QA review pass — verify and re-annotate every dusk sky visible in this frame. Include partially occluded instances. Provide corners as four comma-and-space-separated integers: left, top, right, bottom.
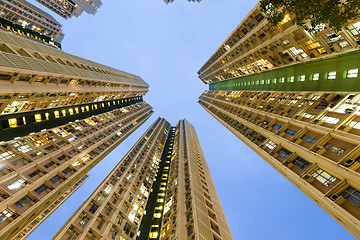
27, 0, 355, 239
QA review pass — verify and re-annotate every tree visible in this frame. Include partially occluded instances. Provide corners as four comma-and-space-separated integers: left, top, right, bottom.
259, 0, 360, 32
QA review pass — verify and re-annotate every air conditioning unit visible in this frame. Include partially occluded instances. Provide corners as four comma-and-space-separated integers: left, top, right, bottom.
356, 37, 360, 45
344, 159, 355, 167
330, 194, 339, 201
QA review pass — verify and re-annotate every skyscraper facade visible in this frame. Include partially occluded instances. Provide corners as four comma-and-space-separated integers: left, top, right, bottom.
197, 2, 360, 84
0, 30, 153, 239
198, 3, 360, 238
35, 0, 102, 19
53, 118, 232, 240
0, 0, 64, 44
198, 49, 360, 239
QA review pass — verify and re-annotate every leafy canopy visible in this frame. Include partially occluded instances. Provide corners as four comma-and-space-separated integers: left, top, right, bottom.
260, 0, 360, 32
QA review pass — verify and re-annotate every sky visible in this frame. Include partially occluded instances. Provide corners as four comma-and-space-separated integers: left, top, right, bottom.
27, 0, 356, 239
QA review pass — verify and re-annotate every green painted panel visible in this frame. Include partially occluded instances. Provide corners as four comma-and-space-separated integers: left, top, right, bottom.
209, 49, 360, 92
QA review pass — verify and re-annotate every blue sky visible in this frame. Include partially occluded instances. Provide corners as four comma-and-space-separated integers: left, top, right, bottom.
27, 0, 356, 239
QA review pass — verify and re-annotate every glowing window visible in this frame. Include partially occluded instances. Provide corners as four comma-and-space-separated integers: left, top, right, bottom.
312, 169, 336, 186
34, 114, 42, 122
312, 73, 320, 81
347, 69, 358, 78
299, 75, 305, 82
8, 118, 17, 128
54, 111, 60, 118
69, 109, 74, 115
327, 71, 337, 80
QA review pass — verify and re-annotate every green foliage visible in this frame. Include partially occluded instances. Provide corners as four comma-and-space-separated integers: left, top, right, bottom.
260, 0, 360, 32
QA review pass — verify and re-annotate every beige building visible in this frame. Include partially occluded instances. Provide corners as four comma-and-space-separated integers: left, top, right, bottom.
0, 30, 153, 239
0, 0, 64, 43
35, 0, 102, 19
197, 2, 360, 84
53, 118, 232, 240
199, 90, 360, 239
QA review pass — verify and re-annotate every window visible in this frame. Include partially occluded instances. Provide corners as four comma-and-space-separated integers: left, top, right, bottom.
347, 69, 358, 78
11, 158, 27, 166
97, 219, 104, 230
0, 210, 12, 223
327, 71, 337, 80
28, 169, 41, 178
348, 21, 360, 35
325, 143, 346, 155
302, 135, 317, 144
321, 116, 339, 124
273, 124, 282, 130
79, 216, 89, 227
312, 73, 320, 81
302, 113, 315, 119
7, 178, 26, 190
0, 151, 16, 161
104, 185, 113, 194
292, 157, 309, 169
44, 161, 55, 168
35, 184, 48, 194
298, 75, 305, 82
62, 168, 72, 175
312, 169, 336, 186
50, 175, 61, 184
278, 148, 292, 158
280, 77, 285, 83
15, 196, 32, 208
98, 193, 106, 202
341, 187, 360, 207
288, 76, 294, 82
89, 204, 99, 214
265, 140, 277, 150
285, 129, 296, 136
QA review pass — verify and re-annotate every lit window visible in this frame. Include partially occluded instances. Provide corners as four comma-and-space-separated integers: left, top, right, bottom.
0, 151, 16, 161
265, 140, 277, 150
149, 232, 158, 238
153, 213, 161, 218
8, 118, 17, 128
302, 113, 315, 119
327, 71, 337, 80
34, 114, 42, 122
0, 210, 13, 223
7, 178, 25, 190
321, 116, 339, 124
299, 75, 305, 82
104, 185, 113, 194
347, 69, 358, 78
54, 111, 60, 118
157, 198, 164, 203
325, 143, 346, 155
69, 109, 74, 115
273, 78, 277, 83
288, 76, 294, 82
312, 73, 320, 81
280, 77, 285, 83
312, 169, 336, 186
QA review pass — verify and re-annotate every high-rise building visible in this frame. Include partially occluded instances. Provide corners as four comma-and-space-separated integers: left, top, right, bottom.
0, 30, 153, 240
35, 0, 102, 19
53, 118, 232, 240
164, 0, 201, 4
197, 2, 360, 84
199, 49, 360, 239
0, 0, 64, 45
